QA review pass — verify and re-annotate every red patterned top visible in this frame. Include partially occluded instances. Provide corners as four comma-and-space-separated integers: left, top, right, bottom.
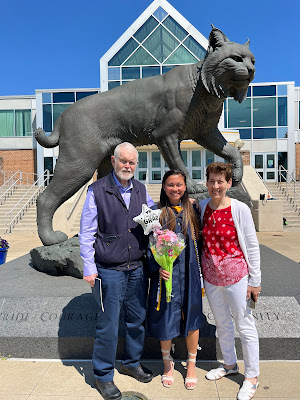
201, 204, 248, 286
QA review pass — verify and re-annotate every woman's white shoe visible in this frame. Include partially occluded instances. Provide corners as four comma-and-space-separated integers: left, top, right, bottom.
237, 380, 259, 400
184, 351, 198, 390
161, 348, 174, 388
206, 364, 239, 380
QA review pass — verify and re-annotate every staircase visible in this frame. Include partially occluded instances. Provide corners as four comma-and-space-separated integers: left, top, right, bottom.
0, 185, 42, 234
70, 206, 83, 235
146, 184, 161, 203
266, 182, 300, 230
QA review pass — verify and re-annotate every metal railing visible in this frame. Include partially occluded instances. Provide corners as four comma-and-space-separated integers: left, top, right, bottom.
0, 171, 39, 204
278, 165, 300, 215
66, 183, 88, 220
4, 170, 50, 233
253, 168, 276, 199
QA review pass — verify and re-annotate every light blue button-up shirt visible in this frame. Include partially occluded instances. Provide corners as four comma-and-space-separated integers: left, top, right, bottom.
79, 172, 154, 276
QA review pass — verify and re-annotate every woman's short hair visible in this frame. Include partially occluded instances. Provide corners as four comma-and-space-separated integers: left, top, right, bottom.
206, 162, 232, 182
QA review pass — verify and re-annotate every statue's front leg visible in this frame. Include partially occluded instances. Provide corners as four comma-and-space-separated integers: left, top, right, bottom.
155, 135, 206, 194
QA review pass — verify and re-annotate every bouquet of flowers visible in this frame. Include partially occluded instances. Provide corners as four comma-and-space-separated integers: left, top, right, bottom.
0, 237, 9, 249
149, 228, 185, 309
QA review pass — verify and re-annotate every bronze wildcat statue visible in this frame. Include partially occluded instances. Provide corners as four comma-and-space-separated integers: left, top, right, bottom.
35, 26, 255, 245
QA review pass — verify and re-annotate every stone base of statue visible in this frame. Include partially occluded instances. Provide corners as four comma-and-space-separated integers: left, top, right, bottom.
0, 247, 299, 360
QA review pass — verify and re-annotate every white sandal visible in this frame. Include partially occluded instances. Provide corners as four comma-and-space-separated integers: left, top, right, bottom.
206, 364, 239, 380
161, 347, 174, 388
237, 380, 259, 400
184, 351, 198, 390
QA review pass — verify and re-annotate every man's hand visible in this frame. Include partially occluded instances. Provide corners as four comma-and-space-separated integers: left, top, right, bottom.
84, 273, 98, 287
247, 285, 261, 302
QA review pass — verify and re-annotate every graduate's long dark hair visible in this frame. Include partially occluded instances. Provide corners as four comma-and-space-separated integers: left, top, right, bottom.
159, 170, 200, 240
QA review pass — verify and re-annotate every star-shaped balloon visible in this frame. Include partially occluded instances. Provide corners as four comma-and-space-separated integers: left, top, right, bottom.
133, 204, 162, 235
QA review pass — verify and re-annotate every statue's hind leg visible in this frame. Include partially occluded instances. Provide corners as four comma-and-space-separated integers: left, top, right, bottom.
37, 162, 96, 246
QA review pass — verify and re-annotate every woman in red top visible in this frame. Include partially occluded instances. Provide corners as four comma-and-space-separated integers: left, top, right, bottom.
200, 162, 261, 400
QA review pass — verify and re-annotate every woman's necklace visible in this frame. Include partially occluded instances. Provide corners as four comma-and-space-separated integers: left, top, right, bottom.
211, 209, 220, 227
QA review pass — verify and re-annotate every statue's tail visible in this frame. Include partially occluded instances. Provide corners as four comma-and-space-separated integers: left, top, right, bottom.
35, 113, 62, 148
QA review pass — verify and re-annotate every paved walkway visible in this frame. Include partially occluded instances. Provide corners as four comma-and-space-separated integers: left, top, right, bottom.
1, 230, 300, 399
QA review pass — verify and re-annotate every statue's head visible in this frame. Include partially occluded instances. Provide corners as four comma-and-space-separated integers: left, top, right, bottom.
201, 26, 255, 103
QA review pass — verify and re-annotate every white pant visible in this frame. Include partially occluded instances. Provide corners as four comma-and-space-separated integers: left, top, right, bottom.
205, 276, 259, 378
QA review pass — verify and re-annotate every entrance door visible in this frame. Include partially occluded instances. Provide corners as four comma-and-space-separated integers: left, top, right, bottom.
254, 153, 276, 182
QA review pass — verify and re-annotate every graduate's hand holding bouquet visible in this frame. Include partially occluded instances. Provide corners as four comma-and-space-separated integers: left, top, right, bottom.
149, 228, 185, 308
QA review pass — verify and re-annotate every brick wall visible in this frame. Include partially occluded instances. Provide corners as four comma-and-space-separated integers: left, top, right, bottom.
240, 150, 250, 166
0, 150, 37, 185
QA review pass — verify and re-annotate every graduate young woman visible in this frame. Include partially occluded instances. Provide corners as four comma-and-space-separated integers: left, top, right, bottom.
200, 162, 261, 400
147, 170, 203, 390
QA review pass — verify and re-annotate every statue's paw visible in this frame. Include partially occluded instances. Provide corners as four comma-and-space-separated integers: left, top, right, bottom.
187, 183, 206, 194
39, 230, 68, 246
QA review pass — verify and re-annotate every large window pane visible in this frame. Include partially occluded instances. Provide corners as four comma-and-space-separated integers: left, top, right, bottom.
152, 152, 161, 168
138, 152, 147, 168
108, 81, 120, 90
278, 127, 288, 138
255, 154, 263, 168
253, 98, 276, 127
108, 38, 139, 66
53, 92, 74, 103
122, 67, 140, 80
142, 66, 160, 78
153, 6, 168, 21
163, 16, 188, 41
183, 36, 206, 60
180, 150, 187, 166
228, 98, 251, 128
143, 26, 179, 63
42, 92, 52, 103
134, 16, 158, 43
108, 67, 120, 80
192, 170, 201, 179
76, 91, 98, 101
0, 110, 14, 137
124, 47, 158, 65
152, 171, 161, 181
53, 104, 71, 125
277, 85, 287, 96
252, 85, 276, 96
278, 97, 287, 126
164, 45, 198, 64
206, 151, 214, 165
253, 128, 276, 139
43, 104, 52, 132
15, 110, 31, 136
192, 150, 201, 167
239, 128, 251, 139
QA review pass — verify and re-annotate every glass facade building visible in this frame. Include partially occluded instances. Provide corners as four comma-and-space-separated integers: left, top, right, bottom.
0, 0, 299, 184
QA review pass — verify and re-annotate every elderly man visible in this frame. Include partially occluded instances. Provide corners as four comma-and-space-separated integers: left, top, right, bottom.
79, 142, 154, 400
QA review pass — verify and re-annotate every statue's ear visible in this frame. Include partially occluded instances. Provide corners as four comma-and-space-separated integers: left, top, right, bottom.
208, 26, 230, 51
243, 38, 250, 47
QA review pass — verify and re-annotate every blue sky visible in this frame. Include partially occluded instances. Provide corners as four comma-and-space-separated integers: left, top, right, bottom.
0, 0, 298, 96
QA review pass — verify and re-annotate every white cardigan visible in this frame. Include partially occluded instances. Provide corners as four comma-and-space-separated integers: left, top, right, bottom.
200, 198, 261, 287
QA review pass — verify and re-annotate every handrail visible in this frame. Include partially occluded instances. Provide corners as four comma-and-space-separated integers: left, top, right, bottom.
6, 174, 50, 234
0, 170, 20, 201
66, 183, 88, 220
4, 170, 50, 228
0, 178, 24, 205
252, 168, 276, 199
278, 165, 300, 214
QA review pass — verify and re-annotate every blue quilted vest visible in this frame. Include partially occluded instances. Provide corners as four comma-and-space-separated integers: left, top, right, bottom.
91, 172, 147, 269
